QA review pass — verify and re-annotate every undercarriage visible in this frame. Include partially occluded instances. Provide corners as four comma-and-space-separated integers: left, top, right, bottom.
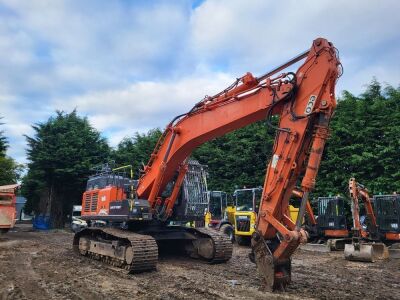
73, 223, 233, 273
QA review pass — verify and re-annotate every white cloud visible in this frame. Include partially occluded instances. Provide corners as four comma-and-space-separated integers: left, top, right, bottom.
189, 0, 400, 92
0, 0, 399, 164
54, 71, 233, 146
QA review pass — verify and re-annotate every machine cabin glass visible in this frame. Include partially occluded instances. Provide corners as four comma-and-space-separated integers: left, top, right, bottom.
374, 195, 400, 233
234, 188, 262, 212
208, 191, 228, 219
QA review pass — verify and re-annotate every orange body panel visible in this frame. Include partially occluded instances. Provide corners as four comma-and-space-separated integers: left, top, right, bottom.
0, 192, 17, 229
81, 186, 126, 217
385, 232, 400, 241
324, 229, 349, 238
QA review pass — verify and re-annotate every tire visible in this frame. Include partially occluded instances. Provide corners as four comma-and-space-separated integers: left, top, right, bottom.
219, 224, 234, 243
235, 235, 250, 246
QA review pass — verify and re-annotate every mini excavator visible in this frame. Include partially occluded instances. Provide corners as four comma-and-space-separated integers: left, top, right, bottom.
344, 178, 388, 262
74, 38, 342, 291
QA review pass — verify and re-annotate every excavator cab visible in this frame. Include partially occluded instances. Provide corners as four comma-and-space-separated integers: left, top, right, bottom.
374, 194, 400, 242
205, 191, 228, 223
233, 187, 262, 245
317, 196, 349, 238
204, 191, 235, 241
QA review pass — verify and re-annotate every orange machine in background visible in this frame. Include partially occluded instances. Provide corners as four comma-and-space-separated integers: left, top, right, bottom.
344, 178, 388, 262
0, 184, 19, 234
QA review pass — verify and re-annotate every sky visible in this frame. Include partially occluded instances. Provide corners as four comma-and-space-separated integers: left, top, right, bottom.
0, 0, 399, 164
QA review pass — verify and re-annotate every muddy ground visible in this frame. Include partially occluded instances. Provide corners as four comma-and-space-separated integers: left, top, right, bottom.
0, 225, 399, 300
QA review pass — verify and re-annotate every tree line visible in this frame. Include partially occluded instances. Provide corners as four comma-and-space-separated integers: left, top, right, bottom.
1, 80, 399, 227
0, 118, 22, 185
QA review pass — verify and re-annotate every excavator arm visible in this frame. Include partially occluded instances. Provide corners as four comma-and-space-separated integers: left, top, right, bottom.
136, 38, 341, 290
348, 178, 378, 238
345, 178, 388, 262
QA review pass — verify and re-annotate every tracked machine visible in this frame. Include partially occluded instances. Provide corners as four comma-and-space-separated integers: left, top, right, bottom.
314, 196, 351, 250
374, 194, 400, 244
374, 194, 400, 258
344, 178, 388, 262
74, 38, 342, 291
293, 191, 351, 252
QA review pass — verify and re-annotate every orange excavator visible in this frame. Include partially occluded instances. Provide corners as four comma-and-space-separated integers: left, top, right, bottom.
344, 178, 388, 262
74, 37, 341, 291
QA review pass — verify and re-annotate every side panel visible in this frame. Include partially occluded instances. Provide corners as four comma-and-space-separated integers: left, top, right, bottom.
0, 194, 16, 229
81, 186, 126, 217
0, 206, 16, 228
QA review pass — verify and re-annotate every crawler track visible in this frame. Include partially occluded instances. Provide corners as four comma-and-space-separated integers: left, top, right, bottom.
73, 228, 158, 273
193, 227, 233, 263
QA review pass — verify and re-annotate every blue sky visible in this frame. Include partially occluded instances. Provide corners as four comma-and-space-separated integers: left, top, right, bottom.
1, 0, 399, 164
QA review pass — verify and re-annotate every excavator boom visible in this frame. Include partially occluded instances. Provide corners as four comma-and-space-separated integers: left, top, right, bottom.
74, 38, 341, 291
136, 38, 341, 289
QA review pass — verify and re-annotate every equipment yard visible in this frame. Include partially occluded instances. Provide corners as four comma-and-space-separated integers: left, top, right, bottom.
1, 226, 399, 300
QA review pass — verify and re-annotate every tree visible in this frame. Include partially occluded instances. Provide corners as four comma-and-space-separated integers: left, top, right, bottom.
112, 128, 162, 176
314, 80, 400, 198
0, 156, 22, 185
23, 110, 110, 227
193, 120, 277, 192
0, 117, 8, 156
191, 80, 400, 200
0, 118, 22, 185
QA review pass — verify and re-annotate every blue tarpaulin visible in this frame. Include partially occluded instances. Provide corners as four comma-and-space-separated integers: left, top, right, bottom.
32, 215, 51, 230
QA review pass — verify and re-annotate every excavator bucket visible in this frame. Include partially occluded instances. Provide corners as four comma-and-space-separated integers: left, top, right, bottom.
251, 235, 291, 291
344, 242, 389, 262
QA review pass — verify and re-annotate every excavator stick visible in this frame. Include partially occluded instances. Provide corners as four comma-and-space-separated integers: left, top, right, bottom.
344, 242, 389, 262
250, 38, 341, 290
